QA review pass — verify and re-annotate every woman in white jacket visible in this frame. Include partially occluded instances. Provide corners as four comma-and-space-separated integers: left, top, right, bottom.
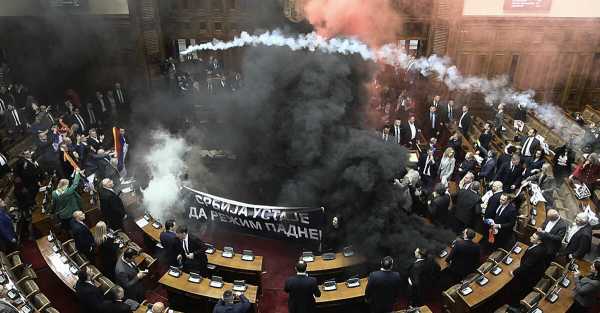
439, 147, 456, 186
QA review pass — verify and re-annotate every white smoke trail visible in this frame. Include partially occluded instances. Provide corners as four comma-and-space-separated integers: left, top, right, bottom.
142, 131, 190, 222
183, 30, 583, 145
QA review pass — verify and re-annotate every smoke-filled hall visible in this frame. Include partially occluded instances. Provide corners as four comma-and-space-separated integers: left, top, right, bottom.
1, 0, 600, 312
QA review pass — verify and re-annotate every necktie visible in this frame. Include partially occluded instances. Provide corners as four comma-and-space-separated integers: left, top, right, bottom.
431, 113, 435, 128
497, 205, 506, 216
48, 113, 55, 124
396, 127, 400, 143
0, 98, 5, 112
88, 109, 96, 124
117, 89, 124, 103
76, 114, 85, 131
183, 239, 189, 254
12, 110, 21, 126
0, 154, 6, 166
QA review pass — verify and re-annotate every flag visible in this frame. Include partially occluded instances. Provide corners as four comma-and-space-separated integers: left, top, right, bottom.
113, 127, 126, 171
63, 151, 79, 170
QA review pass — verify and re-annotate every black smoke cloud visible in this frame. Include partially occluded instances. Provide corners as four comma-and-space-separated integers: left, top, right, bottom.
131, 43, 455, 269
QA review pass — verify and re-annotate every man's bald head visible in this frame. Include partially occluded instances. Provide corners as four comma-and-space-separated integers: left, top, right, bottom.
102, 178, 113, 189
547, 209, 560, 221
151, 302, 165, 313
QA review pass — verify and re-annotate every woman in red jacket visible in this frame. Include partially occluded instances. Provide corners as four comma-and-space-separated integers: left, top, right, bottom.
571, 153, 600, 188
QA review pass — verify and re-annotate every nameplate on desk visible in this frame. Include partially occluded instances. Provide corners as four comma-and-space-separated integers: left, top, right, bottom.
530, 219, 536, 226
135, 218, 149, 228
342, 247, 355, 257
548, 292, 559, 303
52, 245, 60, 253
222, 251, 234, 258
59, 255, 68, 263
477, 276, 489, 286
233, 280, 247, 292
561, 277, 570, 287
532, 208, 537, 216
7, 289, 18, 300
0, 275, 6, 284
151, 222, 161, 229
323, 281, 337, 291
504, 256, 513, 265
513, 246, 522, 254
460, 287, 473, 295
346, 278, 360, 288
322, 253, 336, 261
532, 309, 542, 313
491, 266, 503, 275
168, 268, 181, 278
21, 304, 34, 313
205, 247, 215, 254
47, 234, 54, 242
439, 250, 448, 258
209, 280, 224, 288
188, 273, 202, 283
241, 254, 254, 261
69, 265, 78, 274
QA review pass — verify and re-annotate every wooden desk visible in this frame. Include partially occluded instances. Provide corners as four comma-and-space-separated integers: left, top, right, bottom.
436, 233, 483, 271
136, 216, 263, 274
315, 278, 368, 304
537, 271, 576, 312
36, 236, 78, 291
459, 242, 529, 309
306, 253, 366, 274
32, 191, 99, 237
158, 272, 258, 303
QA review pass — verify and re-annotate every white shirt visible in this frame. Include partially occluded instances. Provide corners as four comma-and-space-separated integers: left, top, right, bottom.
522, 137, 534, 156
459, 112, 467, 128
394, 125, 401, 143
544, 218, 560, 233
182, 234, 189, 254
409, 122, 417, 139
566, 224, 584, 243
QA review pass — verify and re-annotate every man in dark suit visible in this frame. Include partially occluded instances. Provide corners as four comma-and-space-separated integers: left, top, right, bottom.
160, 219, 180, 267
488, 194, 517, 250
510, 233, 551, 303
95, 91, 109, 123
494, 155, 523, 192
520, 128, 541, 163
213, 290, 251, 313
390, 119, 402, 145
536, 209, 568, 256
441, 99, 457, 124
447, 228, 481, 283
75, 267, 104, 313
115, 248, 147, 302
482, 181, 503, 247
426, 106, 441, 139
176, 226, 208, 275
452, 181, 481, 233
408, 248, 441, 306
113, 82, 129, 112
365, 256, 402, 313
4, 105, 26, 134
559, 213, 593, 260
69, 108, 87, 134
284, 261, 320, 313
99, 178, 127, 231
428, 184, 450, 226
70, 211, 95, 261
402, 115, 420, 147
100, 286, 132, 313
477, 122, 493, 154
458, 105, 472, 134
572, 259, 600, 312
479, 150, 497, 183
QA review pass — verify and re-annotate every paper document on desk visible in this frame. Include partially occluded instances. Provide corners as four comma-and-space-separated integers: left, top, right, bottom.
530, 184, 546, 204
136, 218, 149, 228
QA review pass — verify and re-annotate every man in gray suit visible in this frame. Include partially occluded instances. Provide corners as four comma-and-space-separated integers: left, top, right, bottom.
115, 248, 146, 302
572, 259, 600, 312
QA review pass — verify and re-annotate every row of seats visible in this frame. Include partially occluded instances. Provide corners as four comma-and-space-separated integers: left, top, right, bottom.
0, 251, 59, 313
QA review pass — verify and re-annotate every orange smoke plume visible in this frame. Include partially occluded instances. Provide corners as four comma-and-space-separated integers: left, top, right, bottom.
303, 0, 402, 47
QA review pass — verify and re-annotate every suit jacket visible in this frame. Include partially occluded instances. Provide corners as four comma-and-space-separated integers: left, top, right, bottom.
417, 153, 438, 178
99, 300, 132, 313
70, 220, 94, 256
562, 225, 592, 259
115, 257, 145, 302
99, 188, 126, 231
441, 103, 457, 123
453, 189, 481, 227
426, 112, 442, 135
284, 274, 321, 313
4, 109, 26, 128
181, 235, 209, 275
69, 113, 88, 133
494, 162, 523, 191
113, 87, 128, 106
75, 280, 104, 313
429, 194, 450, 224
478, 131, 493, 151
514, 243, 550, 288
409, 257, 440, 288
574, 275, 600, 307
390, 125, 403, 144
520, 136, 541, 157
447, 239, 480, 278
365, 270, 402, 313
484, 192, 503, 220
402, 122, 419, 144
458, 112, 472, 134
538, 218, 568, 255
492, 203, 517, 249
479, 157, 496, 180
160, 231, 180, 267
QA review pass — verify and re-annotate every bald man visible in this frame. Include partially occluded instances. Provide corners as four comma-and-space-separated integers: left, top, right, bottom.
99, 178, 127, 230
71, 210, 95, 260
536, 209, 568, 255
151, 302, 165, 313
560, 213, 593, 259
